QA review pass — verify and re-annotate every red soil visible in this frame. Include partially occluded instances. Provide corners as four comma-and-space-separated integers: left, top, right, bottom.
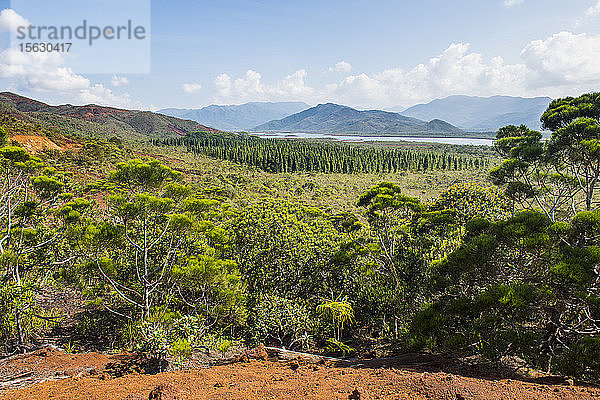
1, 348, 599, 400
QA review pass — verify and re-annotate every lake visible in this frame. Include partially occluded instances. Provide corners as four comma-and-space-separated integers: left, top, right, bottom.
252, 132, 494, 146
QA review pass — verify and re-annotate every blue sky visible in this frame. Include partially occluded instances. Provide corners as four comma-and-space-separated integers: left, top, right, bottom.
1, 0, 600, 110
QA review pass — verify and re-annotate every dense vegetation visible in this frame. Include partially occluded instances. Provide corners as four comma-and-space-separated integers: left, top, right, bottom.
2, 92, 600, 383
157, 133, 490, 174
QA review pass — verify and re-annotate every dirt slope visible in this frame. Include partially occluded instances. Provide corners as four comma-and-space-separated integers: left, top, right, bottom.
1, 348, 599, 400
10, 135, 62, 153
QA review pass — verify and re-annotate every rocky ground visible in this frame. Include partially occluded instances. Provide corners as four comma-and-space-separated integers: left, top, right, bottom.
1, 346, 599, 400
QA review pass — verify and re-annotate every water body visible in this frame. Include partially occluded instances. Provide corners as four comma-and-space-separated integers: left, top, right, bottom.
252, 132, 494, 146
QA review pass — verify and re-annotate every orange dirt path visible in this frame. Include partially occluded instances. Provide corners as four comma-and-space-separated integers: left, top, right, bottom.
3, 359, 600, 400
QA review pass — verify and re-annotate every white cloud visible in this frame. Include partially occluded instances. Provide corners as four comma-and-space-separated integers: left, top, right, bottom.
213, 69, 313, 103
214, 73, 233, 99
504, 0, 524, 7
0, 47, 141, 108
0, 8, 29, 33
327, 61, 353, 73
521, 31, 600, 85
323, 42, 530, 107
210, 30, 600, 108
0, 8, 147, 109
181, 82, 202, 93
78, 85, 135, 107
576, 1, 600, 26
216, 70, 262, 101
329, 73, 388, 105
111, 75, 130, 87
324, 32, 600, 107
271, 69, 314, 97
0, 49, 89, 91
585, 0, 600, 18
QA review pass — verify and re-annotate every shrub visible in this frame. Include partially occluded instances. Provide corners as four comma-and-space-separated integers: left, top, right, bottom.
251, 294, 313, 350
556, 336, 600, 380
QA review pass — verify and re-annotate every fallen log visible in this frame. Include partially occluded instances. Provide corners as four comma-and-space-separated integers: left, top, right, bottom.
0, 371, 34, 384
264, 347, 351, 366
263, 348, 449, 369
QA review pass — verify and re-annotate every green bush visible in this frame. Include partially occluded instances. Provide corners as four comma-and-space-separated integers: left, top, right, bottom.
170, 338, 193, 365
0, 126, 7, 146
251, 294, 314, 350
556, 336, 600, 380
0, 282, 39, 349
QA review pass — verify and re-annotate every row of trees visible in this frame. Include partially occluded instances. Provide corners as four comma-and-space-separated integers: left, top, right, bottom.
155, 134, 489, 174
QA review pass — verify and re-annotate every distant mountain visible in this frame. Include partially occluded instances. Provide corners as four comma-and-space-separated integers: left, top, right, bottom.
158, 102, 310, 131
0, 92, 222, 140
401, 95, 552, 132
385, 105, 406, 113
251, 103, 467, 137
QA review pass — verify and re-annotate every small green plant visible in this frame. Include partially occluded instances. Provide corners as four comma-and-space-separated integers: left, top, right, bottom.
317, 296, 355, 342
134, 321, 170, 362
64, 339, 77, 354
170, 315, 206, 346
324, 337, 355, 357
0, 125, 7, 146
252, 294, 313, 350
0, 281, 40, 349
170, 338, 193, 367
33, 308, 62, 332
120, 321, 139, 350
217, 339, 232, 359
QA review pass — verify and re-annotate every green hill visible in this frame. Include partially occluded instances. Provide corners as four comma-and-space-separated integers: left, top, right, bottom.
251, 103, 470, 137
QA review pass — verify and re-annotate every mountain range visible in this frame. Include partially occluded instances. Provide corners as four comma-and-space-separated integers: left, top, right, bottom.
400, 95, 552, 132
0, 92, 554, 143
158, 102, 310, 131
160, 96, 552, 136
251, 103, 466, 136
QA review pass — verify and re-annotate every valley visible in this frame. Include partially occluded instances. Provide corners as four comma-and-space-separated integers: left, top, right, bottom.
1, 91, 599, 400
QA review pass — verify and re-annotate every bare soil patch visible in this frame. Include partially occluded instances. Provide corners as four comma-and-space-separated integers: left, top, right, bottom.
0, 347, 146, 393
2, 348, 600, 400
10, 135, 62, 153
